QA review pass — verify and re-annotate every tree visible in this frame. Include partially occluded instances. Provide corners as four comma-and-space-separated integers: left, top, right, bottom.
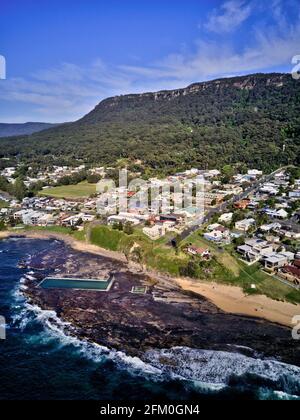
13, 178, 27, 201
0, 220, 5, 231
180, 260, 199, 278
211, 198, 217, 206
222, 165, 235, 178
112, 221, 123, 231
172, 234, 182, 250
233, 236, 245, 246
87, 173, 101, 184
123, 221, 134, 235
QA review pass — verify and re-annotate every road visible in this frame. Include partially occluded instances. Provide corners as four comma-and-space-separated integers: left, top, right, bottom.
171, 166, 292, 245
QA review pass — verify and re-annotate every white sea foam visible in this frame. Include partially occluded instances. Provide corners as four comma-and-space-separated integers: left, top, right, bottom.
24, 274, 36, 281
11, 276, 300, 397
12, 280, 162, 378
143, 347, 300, 394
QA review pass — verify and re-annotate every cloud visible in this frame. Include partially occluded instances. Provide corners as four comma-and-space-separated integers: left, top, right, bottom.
0, 1, 299, 123
204, 0, 253, 33
0, 61, 137, 123
122, 18, 300, 83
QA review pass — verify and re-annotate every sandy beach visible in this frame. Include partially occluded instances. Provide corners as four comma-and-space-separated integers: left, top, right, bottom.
175, 277, 299, 328
1, 229, 299, 328
0, 230, 127, 262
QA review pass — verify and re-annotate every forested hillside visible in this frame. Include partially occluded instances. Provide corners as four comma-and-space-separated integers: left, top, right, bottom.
0, 73, 299, 175
0, 122, 60, 137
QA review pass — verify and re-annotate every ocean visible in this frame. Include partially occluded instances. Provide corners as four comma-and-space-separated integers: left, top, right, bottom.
0, 237, 299, 400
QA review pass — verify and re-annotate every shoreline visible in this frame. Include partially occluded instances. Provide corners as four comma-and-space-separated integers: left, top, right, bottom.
1, 229, 299, 328
175, 277, 299, 328
0, 230, 127, 262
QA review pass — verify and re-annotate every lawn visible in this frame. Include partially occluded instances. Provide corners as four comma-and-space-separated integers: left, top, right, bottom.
90, 225, 125, 251
23, 225, 74, 235
39, 181, 97, 199
90, 225, 189, 275
0, 200, 8, 209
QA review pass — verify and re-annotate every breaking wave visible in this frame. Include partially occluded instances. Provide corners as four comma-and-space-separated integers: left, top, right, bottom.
11, 279, 162, 379
143, 347, 300, 397
10, 275, 300, 400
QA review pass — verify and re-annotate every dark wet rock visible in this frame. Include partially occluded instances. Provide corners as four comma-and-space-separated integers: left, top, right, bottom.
24, 242, 300, 367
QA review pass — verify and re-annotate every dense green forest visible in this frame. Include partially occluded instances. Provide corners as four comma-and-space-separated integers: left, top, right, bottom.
0, 73, 299, 174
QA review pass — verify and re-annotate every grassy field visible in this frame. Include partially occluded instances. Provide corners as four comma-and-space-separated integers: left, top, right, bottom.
0, 200, 8, 209
90, 225, 189, 275
39, 181, 96, 199
23, 225, 74, 235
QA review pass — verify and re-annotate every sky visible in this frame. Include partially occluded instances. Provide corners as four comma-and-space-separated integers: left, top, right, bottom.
0, 0, 299, 123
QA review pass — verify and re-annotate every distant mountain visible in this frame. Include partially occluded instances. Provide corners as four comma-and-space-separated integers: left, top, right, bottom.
0, 73, 299, 174
0, 122, 60, 137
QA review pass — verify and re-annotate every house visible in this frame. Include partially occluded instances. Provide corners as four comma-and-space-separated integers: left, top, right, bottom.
83, 200, 96, 210
217, 185, 243, 195
279, 265, 300, 285
237, 238, 273, 263
248, 169, 263, 177
159, 214, 184, 224
261, 208, 288, 219
143, 224, 166, 240
61, 214, 83, 227
247, 201, 259, 210
80, 213, 95, 223
235, 218, 256, 232
207, 223, 222, 231
204, 192, 227, 206
234, 199, 250, 210
263, 252, 295, 272
289, 190, 300, 199
204, 226, 230, 243
107, 213, 140, 226
186, 246, 211, 259
204, 169, 221, 178
260, 222, 281, 233
36, 213, 56, 226
260, 183, 279, 195
14, 210, 55, 226
204, 230, 223, 242
282, 230, 300, 240
218, 212, 233, 223
276, 209, 288, 219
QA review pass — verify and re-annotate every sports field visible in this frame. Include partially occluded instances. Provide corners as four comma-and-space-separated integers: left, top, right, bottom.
39, 181, 97, 199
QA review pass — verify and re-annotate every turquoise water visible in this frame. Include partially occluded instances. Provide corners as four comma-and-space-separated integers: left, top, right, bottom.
40, 277, 111, 291
0, 237, 300, 400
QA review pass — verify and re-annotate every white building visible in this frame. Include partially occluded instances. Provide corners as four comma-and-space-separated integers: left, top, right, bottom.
143, 224, 166, 240
218, 212, 233, 223
235, 218, 256, 232
237, 239, 274, 263
248, 169, 263, 177
107, 213, 140, 226
263, 252, 295, 272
